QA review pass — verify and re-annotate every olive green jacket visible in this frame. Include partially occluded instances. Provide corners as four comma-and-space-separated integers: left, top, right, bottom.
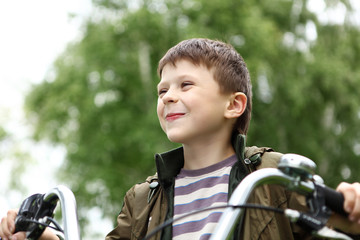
105, 135, 310, 240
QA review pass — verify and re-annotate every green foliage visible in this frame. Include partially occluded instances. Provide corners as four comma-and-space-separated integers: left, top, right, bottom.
24, 0, 360, 230
0, 126, 7, 142
0, 126, 32, 193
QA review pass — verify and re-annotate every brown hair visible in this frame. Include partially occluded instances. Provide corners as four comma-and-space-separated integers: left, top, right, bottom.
157, 38, 252, 135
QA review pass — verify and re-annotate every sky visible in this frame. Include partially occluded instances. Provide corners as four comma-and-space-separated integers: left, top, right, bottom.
0, 0, 111, 238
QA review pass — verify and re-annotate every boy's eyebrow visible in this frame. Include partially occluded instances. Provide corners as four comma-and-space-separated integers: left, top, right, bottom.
157, 73, 199, 90
156, 81, 164, 89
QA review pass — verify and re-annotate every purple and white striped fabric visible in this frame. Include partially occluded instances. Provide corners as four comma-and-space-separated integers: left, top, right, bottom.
172, 155, 237, 240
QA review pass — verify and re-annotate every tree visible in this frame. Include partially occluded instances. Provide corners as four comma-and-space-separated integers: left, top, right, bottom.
24, 0, 360, 231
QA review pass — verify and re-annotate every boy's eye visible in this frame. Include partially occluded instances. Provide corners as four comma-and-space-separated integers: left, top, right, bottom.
158, 89, 167, 96
181, 82, 193, 88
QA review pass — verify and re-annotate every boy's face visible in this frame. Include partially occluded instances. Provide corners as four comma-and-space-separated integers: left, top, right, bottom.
157, 60, 234, 144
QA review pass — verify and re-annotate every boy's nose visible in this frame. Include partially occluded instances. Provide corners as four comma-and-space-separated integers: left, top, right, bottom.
162, 89, 178, 103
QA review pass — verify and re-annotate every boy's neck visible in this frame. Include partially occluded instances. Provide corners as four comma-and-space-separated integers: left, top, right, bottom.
182, 138, 235, 170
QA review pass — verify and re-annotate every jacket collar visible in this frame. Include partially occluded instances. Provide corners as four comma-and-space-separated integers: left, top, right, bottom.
155, 133, 247, 188
155, 147, 184, 189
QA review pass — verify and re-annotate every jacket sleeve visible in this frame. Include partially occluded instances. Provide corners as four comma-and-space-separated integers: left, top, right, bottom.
105, 186, 135, 240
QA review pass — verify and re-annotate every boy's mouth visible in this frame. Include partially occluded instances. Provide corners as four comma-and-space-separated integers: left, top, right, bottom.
165, 113, 185, 121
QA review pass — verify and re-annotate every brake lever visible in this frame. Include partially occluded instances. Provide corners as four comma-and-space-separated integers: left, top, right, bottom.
15, 193, 58, 240
284, 174, 354, 240
285, 209, 352, 239
305, 178, 333, 230
15, 194, 44, 232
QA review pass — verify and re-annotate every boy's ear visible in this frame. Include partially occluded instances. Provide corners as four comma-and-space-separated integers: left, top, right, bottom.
224, 92, 247, 119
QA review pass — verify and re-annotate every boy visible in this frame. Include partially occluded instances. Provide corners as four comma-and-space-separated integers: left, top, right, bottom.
1, 38, 360, 240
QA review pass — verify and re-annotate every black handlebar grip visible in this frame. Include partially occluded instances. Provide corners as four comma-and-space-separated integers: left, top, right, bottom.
320, 184, 347, 217
14, 216, 27, 233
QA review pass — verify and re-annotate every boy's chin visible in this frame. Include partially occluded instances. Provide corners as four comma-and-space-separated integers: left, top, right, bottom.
166, 133, 186, 144
166, 136, 183, 143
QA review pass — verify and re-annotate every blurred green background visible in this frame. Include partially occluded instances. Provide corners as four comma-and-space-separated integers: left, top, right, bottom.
3, 0, 360, 238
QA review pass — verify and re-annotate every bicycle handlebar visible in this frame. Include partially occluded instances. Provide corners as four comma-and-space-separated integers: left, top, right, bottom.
210, 154, 347, 240
321, 185, 346, 216
44, 185, 81, 240
210, 168, 304, 239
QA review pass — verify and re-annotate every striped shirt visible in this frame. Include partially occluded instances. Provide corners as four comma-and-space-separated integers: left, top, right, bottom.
172, 155, 237, 240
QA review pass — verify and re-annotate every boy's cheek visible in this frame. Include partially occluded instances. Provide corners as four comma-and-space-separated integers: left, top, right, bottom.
158, 119, 167, 133
156, 101, 164, 118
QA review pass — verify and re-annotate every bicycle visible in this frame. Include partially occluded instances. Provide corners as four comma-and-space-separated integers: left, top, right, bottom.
12, 153, 355, 240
